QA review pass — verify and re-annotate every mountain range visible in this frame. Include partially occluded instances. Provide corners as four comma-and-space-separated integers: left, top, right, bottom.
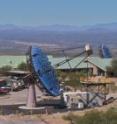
0, 23, 116, 56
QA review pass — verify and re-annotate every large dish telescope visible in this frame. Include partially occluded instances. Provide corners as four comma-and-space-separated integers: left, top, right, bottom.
30, 46, 61, 96
21, 44, 93, 109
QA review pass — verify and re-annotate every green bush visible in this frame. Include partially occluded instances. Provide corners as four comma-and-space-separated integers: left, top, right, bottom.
17, 62, 28, 70
56, 70, 86, 88
0, 65, 12, 72
107, 59, 117, 77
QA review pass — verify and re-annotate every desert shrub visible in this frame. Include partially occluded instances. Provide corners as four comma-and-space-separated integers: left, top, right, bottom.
107, 59, 117, 77
63, 108, 117, 124
0, 65, 12, 73
17, 62, 28, 70
56, 70, 81, 88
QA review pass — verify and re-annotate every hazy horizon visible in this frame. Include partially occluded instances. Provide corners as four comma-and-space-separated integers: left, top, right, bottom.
0, 22, 117, 27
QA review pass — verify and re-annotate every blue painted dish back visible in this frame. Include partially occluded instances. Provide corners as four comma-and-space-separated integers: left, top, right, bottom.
31, 46, 61, 96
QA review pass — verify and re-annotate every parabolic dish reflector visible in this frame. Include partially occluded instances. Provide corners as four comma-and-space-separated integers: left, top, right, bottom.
30, 46, 61, 96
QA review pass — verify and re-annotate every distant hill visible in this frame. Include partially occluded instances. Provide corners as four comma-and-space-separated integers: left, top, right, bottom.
0, 23, 116, 56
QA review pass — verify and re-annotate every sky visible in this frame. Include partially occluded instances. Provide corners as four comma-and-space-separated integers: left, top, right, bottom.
0, 0, 117, 26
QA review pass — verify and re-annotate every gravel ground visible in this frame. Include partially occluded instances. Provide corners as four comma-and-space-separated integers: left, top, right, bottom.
0, 84, 116, 124
0, 87, 43, 105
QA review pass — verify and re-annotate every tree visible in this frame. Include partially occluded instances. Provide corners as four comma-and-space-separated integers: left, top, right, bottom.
0, 65, 12, 73
107, 59, 117, 77
17, 62, 28, 70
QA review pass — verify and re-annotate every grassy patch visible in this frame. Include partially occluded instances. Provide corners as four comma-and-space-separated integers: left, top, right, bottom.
63, 108, 117, 124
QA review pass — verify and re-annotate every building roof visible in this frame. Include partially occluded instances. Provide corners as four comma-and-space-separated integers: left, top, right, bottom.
49, 56, 93, 69
0, 55, 112, 71
48, 56, 112, 71
0, 56, 26, 68
87, 57, 112, 71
